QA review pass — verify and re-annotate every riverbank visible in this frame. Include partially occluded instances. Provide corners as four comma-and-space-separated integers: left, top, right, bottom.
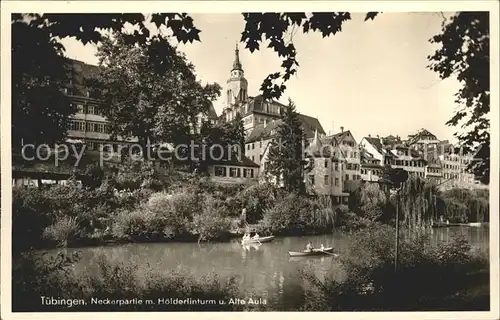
13, 173, 490, 252
12, 225, 490, 311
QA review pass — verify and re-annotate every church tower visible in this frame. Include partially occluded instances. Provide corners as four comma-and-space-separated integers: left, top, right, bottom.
226, 43, 248, 109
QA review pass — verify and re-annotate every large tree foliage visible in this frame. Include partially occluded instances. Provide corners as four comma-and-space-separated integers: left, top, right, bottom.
240, 12, 378, 99
12, 12, 378, 101
89, 33, 221, 150
265, 99, 305, 193
428, 12, 490, 184
11, 21, 73, 150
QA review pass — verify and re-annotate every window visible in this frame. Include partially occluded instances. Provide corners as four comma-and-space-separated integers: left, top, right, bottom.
309, 175, 315, 185
260, 141, 262, 148
324, 160, 328, 168
335, 163, 338, 171
76, 104, 85, 114
252, 143, 255, 150
251, 156, 255, 162
87, 105, 94, 115
69, 120, 85, 131
230, 168, 240, 178
335, 178, 339, 186
260, 155, 263, 161
250, 169, 254, 178
215, 166, 226, 177
247, 144, 250, 151
243, 169, 248, 178
345, 174, 349, 181
324, 175, 329, 185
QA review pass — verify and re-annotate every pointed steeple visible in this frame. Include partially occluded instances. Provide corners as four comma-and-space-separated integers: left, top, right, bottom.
232, 42, 243, 71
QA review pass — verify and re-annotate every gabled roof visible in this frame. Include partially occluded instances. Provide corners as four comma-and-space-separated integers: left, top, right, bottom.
407, 128, 438, 145
363, 137, 384, 155
245, 113, 325, 143
206, 101, 218, 119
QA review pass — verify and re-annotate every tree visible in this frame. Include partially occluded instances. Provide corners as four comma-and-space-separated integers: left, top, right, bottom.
12, 13, 379, 101
89, 33, 221, 152
427, 12, 490, 184
11, 21, 73, 150
265, 99, 305, 193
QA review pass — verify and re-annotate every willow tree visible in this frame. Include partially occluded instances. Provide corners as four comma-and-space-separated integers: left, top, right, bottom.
397, 175, 439, 235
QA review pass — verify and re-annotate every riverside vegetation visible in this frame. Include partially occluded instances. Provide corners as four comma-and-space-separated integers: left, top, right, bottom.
12, 160, 490, 311
13, 160, 490, 252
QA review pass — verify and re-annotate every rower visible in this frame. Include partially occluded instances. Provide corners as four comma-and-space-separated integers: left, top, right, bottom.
305, 241, 314, 252
252, 233, 260, 240
242, 233, 250, 241
320, 244, 325, 251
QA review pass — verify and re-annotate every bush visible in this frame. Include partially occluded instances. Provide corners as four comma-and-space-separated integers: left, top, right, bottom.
190, 196, 232, 242
262, 193, 316, 235
42, 216, 81, 247
299, 225, 489, 311
12, 252, 247, 311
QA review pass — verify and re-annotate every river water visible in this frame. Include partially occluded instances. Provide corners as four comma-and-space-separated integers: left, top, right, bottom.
49, 225, 489, 310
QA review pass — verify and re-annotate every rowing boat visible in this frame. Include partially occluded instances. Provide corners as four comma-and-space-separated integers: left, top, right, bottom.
241, 235, 275, 245
288, 247, 334, 257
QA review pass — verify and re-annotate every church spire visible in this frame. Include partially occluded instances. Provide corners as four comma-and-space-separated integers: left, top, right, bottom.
232, 42, 243, 71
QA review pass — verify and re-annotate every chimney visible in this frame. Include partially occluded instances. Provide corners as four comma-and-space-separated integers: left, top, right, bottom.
340, 126, 344, 132
368, 134, 371, 138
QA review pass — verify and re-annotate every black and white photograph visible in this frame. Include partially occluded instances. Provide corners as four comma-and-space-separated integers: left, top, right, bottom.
1, 1, 499, 318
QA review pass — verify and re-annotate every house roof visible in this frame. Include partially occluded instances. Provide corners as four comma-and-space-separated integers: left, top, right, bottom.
406, 128, 438, 145
205, 150, 260, 168
206, 101, 218, 119
363, 137, 385, 154
245, 113, 325, 143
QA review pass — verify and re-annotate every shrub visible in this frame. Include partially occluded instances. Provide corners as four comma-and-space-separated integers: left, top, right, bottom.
110, 208, 154, 241
262, 193, 316, 235
42, 216, 81, 247
12, 252, 246, 311
190, 196, 232, 242
299, 226, 489, 311
238, 183, 277, 224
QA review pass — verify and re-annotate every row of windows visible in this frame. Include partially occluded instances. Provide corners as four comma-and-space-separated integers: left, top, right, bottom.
393, 160, 425, 167
360, 168, 383, 176
69, 120, 110, 134
443, 173, 460, 180
410, 172, 425, 178
72, 103, 104, 116
443, 164, 462, 170
427, 167, 441, 173
247, 141, 264, 150
214, 166, 255, 178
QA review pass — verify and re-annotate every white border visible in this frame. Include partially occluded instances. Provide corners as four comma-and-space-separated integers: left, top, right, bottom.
1, 1, 499, 320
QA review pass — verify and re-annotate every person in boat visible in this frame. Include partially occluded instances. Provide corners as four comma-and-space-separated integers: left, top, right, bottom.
305, 241, 314, 252
252, 232, 260, 240
242, 233, 250, 241
320, 244, 325, 251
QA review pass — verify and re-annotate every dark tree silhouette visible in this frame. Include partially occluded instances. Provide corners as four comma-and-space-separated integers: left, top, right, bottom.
428, 12, 490, 184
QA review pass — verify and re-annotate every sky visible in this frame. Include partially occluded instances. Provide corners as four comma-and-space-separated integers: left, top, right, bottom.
60, 12, 462, 144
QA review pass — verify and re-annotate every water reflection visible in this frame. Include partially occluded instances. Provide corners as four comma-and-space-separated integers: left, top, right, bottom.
43, 226, 489, 308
